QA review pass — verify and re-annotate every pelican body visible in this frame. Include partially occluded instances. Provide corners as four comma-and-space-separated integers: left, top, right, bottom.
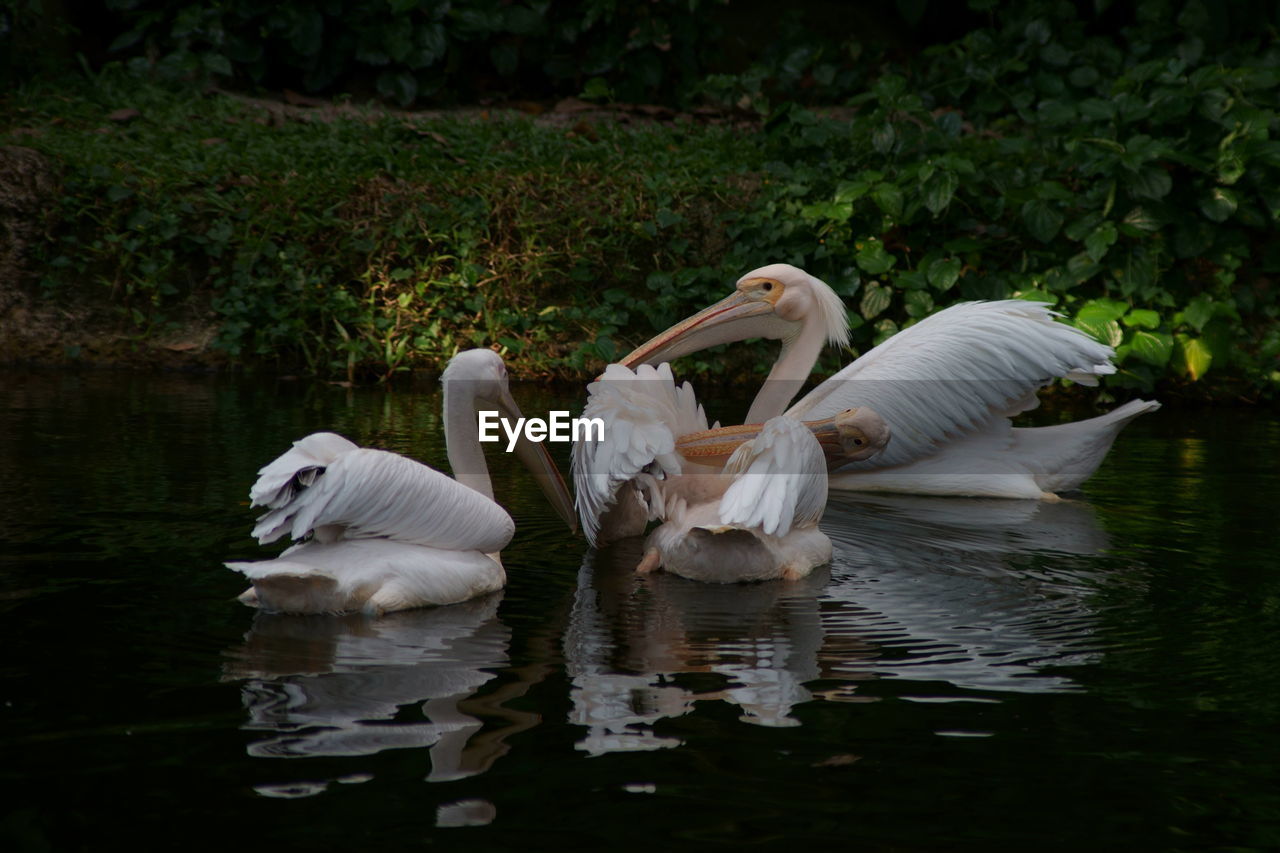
621, 263, 1158, 500
573, 363, 889, 583
227, 349, 575, 615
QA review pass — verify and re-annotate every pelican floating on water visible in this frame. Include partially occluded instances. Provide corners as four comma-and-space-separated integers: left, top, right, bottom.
572, 362, 889, 582
227, 349, 576, 615
621, 263, 1158, 500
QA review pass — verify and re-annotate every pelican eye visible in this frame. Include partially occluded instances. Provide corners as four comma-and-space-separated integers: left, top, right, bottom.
853, 438, 864, 445
763, 282, 773, 291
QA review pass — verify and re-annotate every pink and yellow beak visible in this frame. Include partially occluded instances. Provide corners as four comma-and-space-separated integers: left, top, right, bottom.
675, 407, 890, 471
494, 386, 578, 533
618, 278, 788, 369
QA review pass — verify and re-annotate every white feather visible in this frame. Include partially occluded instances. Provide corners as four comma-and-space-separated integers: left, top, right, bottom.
252, 447, 513, 553
572, 363, 708, 545
719, 416, 828, 538
228, 539, 504, 614
574, 365, 834, 582
785, 300, 1117, 471
248, 432, 360, 509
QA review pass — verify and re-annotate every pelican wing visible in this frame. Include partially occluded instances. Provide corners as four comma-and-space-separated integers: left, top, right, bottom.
573, 363, 709, 545
251, 443, 514, 554
784, 300, 1115, 469
249, 432, 360, 508
718, 416, 827, 538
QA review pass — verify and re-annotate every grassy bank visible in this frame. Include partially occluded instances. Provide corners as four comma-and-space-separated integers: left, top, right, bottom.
2, 74, 761, 379
2, 53, 1278, 400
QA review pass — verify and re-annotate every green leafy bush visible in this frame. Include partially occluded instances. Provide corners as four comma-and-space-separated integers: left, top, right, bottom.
101, 0, 720, 105
709, 0, 1280, 395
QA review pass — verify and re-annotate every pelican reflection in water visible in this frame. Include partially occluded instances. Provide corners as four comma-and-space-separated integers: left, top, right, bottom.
565, 494, 1117, 754
221, 593, 543, 793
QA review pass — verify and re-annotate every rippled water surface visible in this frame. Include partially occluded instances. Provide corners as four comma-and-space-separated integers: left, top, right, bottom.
3, 370, 1279, 850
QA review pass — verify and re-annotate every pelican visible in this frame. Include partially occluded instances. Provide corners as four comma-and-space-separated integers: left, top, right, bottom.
620, 263, 1159, 500
572, 362, 889, 582
226, 349, 576, 615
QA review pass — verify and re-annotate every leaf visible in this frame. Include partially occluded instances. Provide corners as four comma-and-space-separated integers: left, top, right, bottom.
1202, 318, 1237, 366
1024, 19, 1051, 45
834, 179, 873, 203
1127, 167, 1172, 200
1074, 298, 1127, 346
1070, 67, 1100, 88
202, 53, 233, 77
1074, 313, 1123, 347
925, 257, 961, 290
923, 170, 958, 214
855, 241, 896, 275
108, 27, 145, 53
1035, 180, 1074, 201
575, 78, 608, 101
1078, 98, 1114, 120
1217, 152, 1245, 185
1022, 200, 1063, 243
1130, 330, 1174, 367
1175, 334, 1212, 380
1182, 294, 1215, 331
377, 70, 418, 105
872, 317, 899, 345
1122, 309, 1161, 329
904, 289, 934, 318
1065, 212, 1102, 242
1037, 99, 1076, 125
1123, 206, 1161, 232
895, 270, 928, 290
1084, 222, 1118, 262
873, 74, 907, 101
1014, 289, 1056, 305
859, 282, 892, 319
871, 183, 904, 218
386, 26, 413, 63
1082, 136, 1125, 153
872, 123, 896, 154
1079, 297, 1128, 322
1041, 42, 1071, 66
1200, 187, 1238, 222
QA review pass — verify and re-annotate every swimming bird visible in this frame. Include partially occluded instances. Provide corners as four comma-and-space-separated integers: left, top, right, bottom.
619, 263, 1158, 500
572, 362, 888, 581
227, 349, 576, 615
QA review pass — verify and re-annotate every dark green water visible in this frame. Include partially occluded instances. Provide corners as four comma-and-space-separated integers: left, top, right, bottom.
3, 369, 1278, 851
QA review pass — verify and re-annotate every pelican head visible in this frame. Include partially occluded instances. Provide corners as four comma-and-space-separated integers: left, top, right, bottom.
442, 349, 577, 531
442, 348, 513, 401
826, 406, 891, 464
620, 264, 850, 368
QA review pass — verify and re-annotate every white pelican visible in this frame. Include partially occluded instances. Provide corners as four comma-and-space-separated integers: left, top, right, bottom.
572, 362, 889, 582
226, 349, 576, 615
620, 263, 1159, 500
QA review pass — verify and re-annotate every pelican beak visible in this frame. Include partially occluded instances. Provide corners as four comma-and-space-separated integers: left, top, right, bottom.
675, 408, 890, 471
495, 388, 578, 533
674, 422, 766, 467
618, 290, 784, 368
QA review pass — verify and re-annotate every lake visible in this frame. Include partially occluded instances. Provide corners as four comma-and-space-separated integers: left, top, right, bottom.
2, 368, 1278, 850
